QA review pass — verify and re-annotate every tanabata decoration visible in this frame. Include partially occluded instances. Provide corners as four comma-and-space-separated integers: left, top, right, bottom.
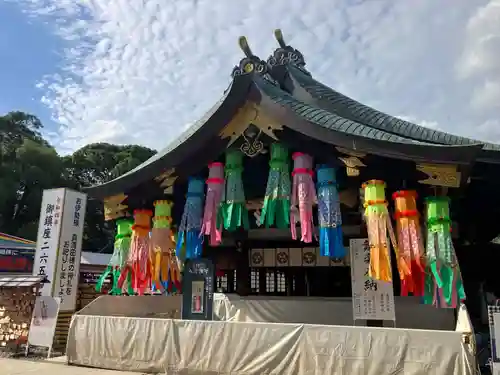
177, 177, 205, 259
290, 152, 316, 243
393, 190, 425, 296
165, 245, 182, 294
96, 217, 133, 295
316, 165, 344, 258
201, 162, 225, 246
260, 143, 291, 229
118, 209, 152, 295
362, 180, 403, 282
220, 150, 249, 231
424, 197, 465, 308
151, 200, 181, 293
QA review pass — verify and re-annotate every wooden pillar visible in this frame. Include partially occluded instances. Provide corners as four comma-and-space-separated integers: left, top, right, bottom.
235, 240, 250, 296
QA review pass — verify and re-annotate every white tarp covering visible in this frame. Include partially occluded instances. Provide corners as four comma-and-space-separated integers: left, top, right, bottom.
67, 315, 474, 375
213, 294, 455, 330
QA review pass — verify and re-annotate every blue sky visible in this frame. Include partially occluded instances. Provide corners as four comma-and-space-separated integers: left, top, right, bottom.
2, 0, 500, 153
0, 2, 60, 132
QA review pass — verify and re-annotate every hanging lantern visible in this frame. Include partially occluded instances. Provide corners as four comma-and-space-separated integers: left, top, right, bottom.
392, 190, 424, 296
424, 197, 465, 308
260, 143, 291, 229
177, 177, 205, 259
221, 150, 249, 231
150, 200, 176, 293
201, 162, 225, 246
290, 152, 316, 243
316, 165, 344, 258
362, 180, 404, 282
96, 217, 133, 295
118, 209, 152, 295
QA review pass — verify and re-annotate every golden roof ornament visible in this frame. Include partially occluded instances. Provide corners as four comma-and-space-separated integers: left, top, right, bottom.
103, 193, 128, 221
155, 168, 178, 194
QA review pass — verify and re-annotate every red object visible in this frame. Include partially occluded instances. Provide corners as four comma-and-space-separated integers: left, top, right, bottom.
0, 256, 31, 272
215, 269, 225, 277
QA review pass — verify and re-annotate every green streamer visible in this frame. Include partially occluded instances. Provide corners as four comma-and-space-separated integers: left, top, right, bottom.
96, 217, 133, 295
220, 149, 249, 231
260, 143, 291, 229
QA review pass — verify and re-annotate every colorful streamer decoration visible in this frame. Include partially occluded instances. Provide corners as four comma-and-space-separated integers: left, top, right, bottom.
220, 149, 249, 231
260, 143, 291, 229
151, 200, 180, 293
316, 165, 344, 258
96, 217, 133, 295
201, 162, 225, 246
290, 152, 316, 243
177, 177, 205, 259
424, 197, 465, 308
119, 209, 152, 295
362, 180, 401, 282
392, 190, 425, 296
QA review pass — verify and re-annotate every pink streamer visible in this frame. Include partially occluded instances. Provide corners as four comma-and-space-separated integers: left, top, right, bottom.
201, 162, 224, 246
290, 152, 316, 243
128, 236, 150, 295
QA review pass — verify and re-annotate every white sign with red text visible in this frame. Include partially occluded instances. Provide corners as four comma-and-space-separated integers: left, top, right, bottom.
349, 238, 396, 322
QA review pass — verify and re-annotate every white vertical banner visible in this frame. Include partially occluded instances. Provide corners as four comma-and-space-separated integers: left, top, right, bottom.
33, 189, 66, 296
349, 238, 396, 322
52, 189, 87, 312
27, 296, 61, 350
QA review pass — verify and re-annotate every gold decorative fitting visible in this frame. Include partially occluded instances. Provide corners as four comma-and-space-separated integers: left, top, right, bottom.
103, 193, 128, 221
219, 101, 283, 157
416, 163, 460, 188
155, 168, 178, 194
338, 156, 366, 177
336, 147, 366, 177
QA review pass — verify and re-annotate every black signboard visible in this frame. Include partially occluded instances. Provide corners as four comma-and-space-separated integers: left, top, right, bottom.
181, 258, 215, 321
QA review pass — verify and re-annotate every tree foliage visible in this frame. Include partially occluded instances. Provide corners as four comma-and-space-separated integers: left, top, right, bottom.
0, 111, 156, 250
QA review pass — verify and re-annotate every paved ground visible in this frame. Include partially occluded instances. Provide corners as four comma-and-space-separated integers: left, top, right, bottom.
0, 358, 139, 375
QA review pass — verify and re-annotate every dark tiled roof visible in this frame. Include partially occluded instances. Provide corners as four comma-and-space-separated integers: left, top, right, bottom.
257, 77, 436, 145
287, 65, 500, 151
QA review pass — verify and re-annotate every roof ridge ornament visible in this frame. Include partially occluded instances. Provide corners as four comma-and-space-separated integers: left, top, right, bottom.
231, 36, 278, 85
267, 29, 310, 75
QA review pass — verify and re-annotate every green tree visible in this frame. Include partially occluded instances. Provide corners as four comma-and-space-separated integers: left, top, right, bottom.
0, 112, 64, 239
0, 112, 156, 248
64, 143, 156, 251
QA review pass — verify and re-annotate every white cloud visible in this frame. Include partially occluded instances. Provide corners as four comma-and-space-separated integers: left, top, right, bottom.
457, 0, 500, 117
397, 116, 441, 131
12, 0, 500, 153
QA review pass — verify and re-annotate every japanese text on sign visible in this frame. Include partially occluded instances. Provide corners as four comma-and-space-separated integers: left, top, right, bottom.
189, 263, 209, 275
350, 238, 396, 322
57, 237, 78, 302
53, 190, 86, 311
33, 190, 66, 296
73, 198, 82, 227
